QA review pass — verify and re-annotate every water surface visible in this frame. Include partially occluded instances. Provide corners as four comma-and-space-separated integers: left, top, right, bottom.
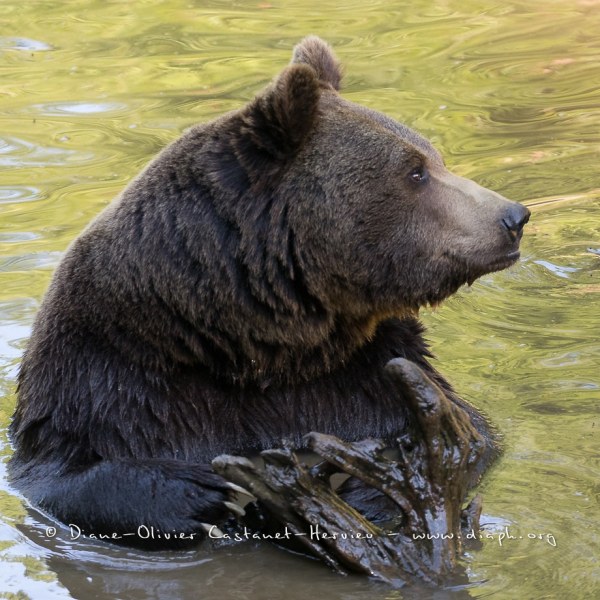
1, 1, 599, 598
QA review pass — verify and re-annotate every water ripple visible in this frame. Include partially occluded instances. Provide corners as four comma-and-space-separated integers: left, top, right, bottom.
0, 252, 62, 272
534, 259, 580, 279
0, 37, 53, 52
0, 186, 43, 205
30, 101, 128, 117
0, 136, 93, 167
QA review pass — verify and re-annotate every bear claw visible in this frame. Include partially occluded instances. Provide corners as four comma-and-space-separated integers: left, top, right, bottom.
224, 500, 246, 518
200, 523, 225, 538
225, 482, 255, 499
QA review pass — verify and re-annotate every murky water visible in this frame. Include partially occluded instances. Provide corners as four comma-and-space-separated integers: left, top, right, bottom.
1, 0, 599, 598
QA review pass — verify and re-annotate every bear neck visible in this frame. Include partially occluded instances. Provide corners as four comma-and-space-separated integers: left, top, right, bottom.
205, 307, 416, 390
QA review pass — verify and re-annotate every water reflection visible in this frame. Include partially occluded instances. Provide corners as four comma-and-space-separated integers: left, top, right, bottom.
30, 102, 129, 116
0, 136, 92, 168
0, 37, 53, 52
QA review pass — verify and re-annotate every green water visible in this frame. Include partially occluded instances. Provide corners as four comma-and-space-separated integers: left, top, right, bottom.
1, 1, 598, 598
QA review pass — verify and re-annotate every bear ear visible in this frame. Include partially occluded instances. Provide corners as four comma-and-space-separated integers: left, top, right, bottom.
291, 35, 342, 91
232, 64, 321, 178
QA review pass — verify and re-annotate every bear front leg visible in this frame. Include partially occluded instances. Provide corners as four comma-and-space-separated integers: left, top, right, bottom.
383, 357, 486, 541
15, 458, 247, 549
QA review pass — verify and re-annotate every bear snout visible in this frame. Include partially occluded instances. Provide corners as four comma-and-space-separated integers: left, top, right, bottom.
501, 203, 530, 242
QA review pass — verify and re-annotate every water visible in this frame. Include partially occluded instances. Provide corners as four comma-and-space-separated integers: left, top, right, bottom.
1, 0, 599, 598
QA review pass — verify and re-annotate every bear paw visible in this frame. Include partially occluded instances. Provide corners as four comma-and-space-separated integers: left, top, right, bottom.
212, 358, 486, 587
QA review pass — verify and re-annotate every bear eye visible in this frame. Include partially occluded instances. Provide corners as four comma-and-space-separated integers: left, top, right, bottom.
409, 166, 428, 183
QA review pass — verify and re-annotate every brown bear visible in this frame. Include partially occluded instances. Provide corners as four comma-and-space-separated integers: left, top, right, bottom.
8, 37, 529, 552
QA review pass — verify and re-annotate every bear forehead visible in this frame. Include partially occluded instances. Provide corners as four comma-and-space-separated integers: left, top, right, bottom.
321, 92, 444, 165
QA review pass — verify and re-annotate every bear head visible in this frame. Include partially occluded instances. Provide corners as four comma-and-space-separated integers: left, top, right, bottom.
201, 37, 529, 361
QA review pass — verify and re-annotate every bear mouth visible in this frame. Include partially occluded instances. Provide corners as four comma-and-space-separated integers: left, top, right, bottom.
442, 249, 521, 288
419, 249, 521, 310
465, 250, 521, 286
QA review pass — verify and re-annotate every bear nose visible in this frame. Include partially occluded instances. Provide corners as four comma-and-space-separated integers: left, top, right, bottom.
502, 203, 530, 239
